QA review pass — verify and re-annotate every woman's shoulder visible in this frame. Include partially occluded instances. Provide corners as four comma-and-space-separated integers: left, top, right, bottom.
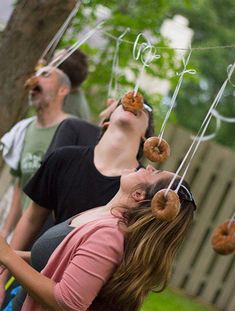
61, 117, 100, 132
45, 145, 93, 166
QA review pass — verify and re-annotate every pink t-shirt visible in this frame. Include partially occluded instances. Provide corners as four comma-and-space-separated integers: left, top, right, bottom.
22, 214, 125, 311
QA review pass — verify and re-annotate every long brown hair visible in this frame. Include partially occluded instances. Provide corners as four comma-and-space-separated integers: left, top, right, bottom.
91, 177, 195, 311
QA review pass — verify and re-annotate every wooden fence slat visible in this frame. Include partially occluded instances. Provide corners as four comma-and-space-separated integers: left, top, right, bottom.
216, 260, 235, 310
184, 153, 235, 295
201, 185, 235, 302
170, 144, 225, 288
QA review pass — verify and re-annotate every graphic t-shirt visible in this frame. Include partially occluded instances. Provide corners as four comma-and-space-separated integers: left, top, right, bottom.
12, 120, 59, 210
24, 146, 122, 223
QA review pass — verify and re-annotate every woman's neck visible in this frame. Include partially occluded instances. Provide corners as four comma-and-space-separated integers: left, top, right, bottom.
94, 126, 140, 176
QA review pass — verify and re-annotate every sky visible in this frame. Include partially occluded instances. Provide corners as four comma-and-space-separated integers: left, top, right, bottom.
0, 0, 13, 27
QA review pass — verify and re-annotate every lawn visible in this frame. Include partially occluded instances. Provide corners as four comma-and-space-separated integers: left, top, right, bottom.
141, 288, 217, 311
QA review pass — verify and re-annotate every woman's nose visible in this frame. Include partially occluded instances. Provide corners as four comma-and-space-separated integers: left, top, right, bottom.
146, 165, 156, 172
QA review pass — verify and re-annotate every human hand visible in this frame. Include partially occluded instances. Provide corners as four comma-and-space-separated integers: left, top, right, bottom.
99, 98, 118, 126
0, 273, 7, 308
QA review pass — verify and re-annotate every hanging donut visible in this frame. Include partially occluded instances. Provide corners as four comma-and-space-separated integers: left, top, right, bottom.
151, 189, 180, 221
121, 91, 143, 115
24, 76, 40, 91
35, 58, 47, 71
211, 220, 235, 255
144, 136, 170, 162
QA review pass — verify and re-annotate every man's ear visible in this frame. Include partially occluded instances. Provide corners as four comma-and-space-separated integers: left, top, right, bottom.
131, 189, 146, 202
58, 85, 70, 97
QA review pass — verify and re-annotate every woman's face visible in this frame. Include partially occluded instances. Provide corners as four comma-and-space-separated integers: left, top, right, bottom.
109, 104, 149, 137
120, 165, 175, 194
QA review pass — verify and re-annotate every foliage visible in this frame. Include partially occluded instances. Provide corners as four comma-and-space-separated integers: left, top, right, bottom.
169, 0, 235, 149
62, 1, 235, 148
61, 0, 178, 131
141, 288, 215, 311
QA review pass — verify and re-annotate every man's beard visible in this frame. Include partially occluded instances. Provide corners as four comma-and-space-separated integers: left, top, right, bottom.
30, 93, 55, 110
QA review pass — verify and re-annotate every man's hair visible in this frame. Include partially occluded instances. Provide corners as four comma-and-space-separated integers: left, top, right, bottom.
58, 49, 88, 88
56, 68, 71, 90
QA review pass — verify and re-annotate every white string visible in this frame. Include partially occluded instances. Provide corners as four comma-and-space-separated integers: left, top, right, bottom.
35, 21, 105, 77
212, 109, 235, 123
132, 33, 160, 96
190, 108, 235, 142
166, 60, 235, 195
228, 212, 235, 230
227, 64, 235, 87
40, 1, 81, 60
158, 50, 195, 142
102, 30, 235, 52
107, 28, 130, 98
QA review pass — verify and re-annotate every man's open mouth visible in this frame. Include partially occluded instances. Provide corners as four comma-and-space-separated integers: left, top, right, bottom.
31, 84, 42, 96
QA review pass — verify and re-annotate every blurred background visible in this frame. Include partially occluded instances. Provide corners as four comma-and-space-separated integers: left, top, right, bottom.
0, 1, 235, 310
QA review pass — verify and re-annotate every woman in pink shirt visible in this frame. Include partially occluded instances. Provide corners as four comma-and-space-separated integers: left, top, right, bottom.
0, 165, 196, 311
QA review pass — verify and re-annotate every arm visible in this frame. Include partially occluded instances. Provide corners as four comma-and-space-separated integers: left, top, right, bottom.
54, 225, 124, 310
0, 236, 62, 310
0, 179, 22, 238
0, 202, 50, 307
9, 201, 50, 251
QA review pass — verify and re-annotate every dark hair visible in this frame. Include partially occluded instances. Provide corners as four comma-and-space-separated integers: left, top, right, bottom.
137, 99, 154, 160
58, 48, 88, 88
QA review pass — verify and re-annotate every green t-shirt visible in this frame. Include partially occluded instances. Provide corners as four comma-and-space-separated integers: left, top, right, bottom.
11, 120, 59, 210
63, 89, 91, 121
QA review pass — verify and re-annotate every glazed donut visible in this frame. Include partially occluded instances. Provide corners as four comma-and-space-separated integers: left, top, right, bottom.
121, 91, 143, 115
144, 136, 170, 162
24, 76, 39, 91
211, 220, 235, 255
151, 189, 180, 221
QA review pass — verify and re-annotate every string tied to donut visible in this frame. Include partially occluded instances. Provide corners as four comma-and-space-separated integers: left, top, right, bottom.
121, 91, 144, 115
151, 189, 180, 222
211, 218, 235, 255
108, 28, 130, 99
132, 33, 160, 96
143, 136, 170, 162
144, 51, 194, 164
164, 60, 235, 213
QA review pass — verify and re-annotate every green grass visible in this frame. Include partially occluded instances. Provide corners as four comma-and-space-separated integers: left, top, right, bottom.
141, 288, 216, 311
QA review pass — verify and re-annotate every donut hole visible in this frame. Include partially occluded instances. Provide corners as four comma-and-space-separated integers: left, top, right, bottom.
151, 189, 180, 221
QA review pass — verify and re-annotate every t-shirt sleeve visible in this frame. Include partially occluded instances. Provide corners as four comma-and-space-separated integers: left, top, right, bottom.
54, 225, 124, 311
23, 150, 61, 210
45, 118, 79, 157
45, 118, 100, 158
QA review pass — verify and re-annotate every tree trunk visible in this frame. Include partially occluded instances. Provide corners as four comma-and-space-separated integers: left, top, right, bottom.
0, 0, 76, 139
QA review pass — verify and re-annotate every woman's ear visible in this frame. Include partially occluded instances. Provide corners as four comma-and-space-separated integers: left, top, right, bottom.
131, 189, 146, 202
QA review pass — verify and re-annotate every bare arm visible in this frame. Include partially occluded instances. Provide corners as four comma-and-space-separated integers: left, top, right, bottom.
0, 180, 22, 238
9, 201, 51, 251
0, 203, 51, 308
0, 236, 62, 310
